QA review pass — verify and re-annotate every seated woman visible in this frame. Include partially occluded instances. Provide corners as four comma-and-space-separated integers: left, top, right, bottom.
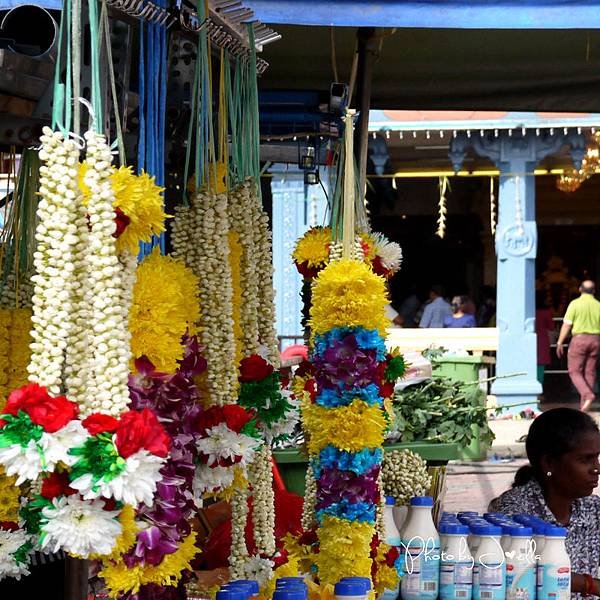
443, 296, 476, 328
489, 408, 600, 596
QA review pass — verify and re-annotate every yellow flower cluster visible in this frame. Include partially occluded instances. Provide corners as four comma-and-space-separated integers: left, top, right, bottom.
0, 308, 31, 407
315, 516, 374, 587
228, 231, 243, 370
292, 227, 331, 269
130, 249, 200, 373
309, 259, 389, 337
302, 399, 387, 454
373, 543, 400, 597
79, 164, 167, 254
100, 532, 199, 598
0, 467, 20, 522
93, 505, 138, 560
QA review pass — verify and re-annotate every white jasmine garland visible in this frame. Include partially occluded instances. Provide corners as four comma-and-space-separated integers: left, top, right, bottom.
248, 445, 275, 556
0, 528, 32, 580
172, 192, 236, 406
241, 554, 275, 588
81, 131, 131, 416
40, 495, 122, 558
229, 485, 249, 579
69, 448, 165, 507
301, 462, 317, 531
29, 127, 81, 395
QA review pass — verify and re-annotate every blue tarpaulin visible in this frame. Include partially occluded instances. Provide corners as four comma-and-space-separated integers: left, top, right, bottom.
249, 0, 600, 29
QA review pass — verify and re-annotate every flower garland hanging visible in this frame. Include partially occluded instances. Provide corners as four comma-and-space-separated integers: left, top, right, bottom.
129, 250, 200, 373
302, 258, 398, 587
28, 127, 81, 396
0, 524, 33, 580
6, 309, 32, 393
0, 310, 10, 405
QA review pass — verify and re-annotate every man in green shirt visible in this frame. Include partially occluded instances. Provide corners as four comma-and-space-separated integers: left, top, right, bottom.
556, 280, 600, 411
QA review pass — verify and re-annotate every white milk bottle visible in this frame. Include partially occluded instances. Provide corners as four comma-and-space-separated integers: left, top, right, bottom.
531, 522, 547, 556
400, 496, 440, 600
505, 526, 536, 600
382, 496, 401, 600
472, 525, 506, 600
537, 526, 570, 600
440, 524, 473, 600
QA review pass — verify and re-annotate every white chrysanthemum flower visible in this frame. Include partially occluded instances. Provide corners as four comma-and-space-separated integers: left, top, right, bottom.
0, 528, 32, 580
41, 421, 90, 469
0, 440, 44, 485
40, 496, 121, 557
196, 423, 257, 467
193, 464, 235, 495
69, 449, 165, 507
241, 555, 275, 588
372, 232, 403, 272
263, 392, 300, 444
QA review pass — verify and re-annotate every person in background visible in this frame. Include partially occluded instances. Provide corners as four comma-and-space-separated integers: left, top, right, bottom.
419, 284, 452, 328
556, 280, 600, 411
443, 295, 476, 328
398, 284, 421, 328
385, 303, 403, 327
477, 285, 496, 326
536, 291, 555, 386
489, 408, 600, 596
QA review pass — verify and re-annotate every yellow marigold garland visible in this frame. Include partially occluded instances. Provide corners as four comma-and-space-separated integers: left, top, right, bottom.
301, 398, 387, 454
315, 516, 374, 587
6, 308, 31, 391
309, 259, 389, 337
0, 309, 9, 405
100, 531, 198, 598
129, 249, 200, 372
93, 505, 138, 560
78, 164, 167, 254
228, 231, 243, 371
0, 467, 20, 522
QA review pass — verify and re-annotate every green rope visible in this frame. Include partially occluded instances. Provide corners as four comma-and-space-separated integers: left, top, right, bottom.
87, 0, 103, 132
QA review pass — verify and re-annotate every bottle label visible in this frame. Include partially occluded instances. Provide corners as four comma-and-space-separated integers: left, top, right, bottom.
538, 564, 571, 600
474, 562, 505, 600
400, 538, 440, 599
506, 564, 536, 600
440, 561, 473, 600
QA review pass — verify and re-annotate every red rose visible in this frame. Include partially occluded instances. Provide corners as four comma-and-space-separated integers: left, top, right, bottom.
4, 383, 51, 416
41, 472, 75, 499
113, 207, 131, 238
82, 413, 120, 435
115, 408, 171, 459
239, 354, 274, 382
222, 404, 254, 433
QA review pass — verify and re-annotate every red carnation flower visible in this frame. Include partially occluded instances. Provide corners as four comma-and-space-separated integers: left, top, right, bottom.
41, 471, 75, 500
385, 546, 400, 567
371, 255, 391, 278
304, 378, 317, 403
222, 404, 254, 433
239, 354, 274, 382
0, 521, 18, 532
113, 207, 131, 238
295, 261, 320, 279
82, 413, 120, 436
115, 408, 171, 459
295, 360, 314, 379
379, 381, 395, 400
5, 383, 78, 433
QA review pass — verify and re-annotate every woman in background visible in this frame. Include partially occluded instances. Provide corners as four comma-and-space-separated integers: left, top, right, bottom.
443, 296, 476, 328
536, 291, 555, 386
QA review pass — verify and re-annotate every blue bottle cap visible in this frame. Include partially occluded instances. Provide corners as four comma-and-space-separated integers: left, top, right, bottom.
277, 578, 305, 585
545, 526, 567, 537
385, 496, 395, 506
410, 496, 434, 506
499, 523, 515, 535
334, 581, 366, 596
457, 511, 479, 517
531, 523, 547, 536
512, 514, 533, 525
471, 524, 502, 536
217, 591, 246, 600
273, 590, 306, 600
508, 526, 533, 537
339, 577, 372, 591
441, 512, 457, 518
445, 524, 469, 535
230, 581, 260, 594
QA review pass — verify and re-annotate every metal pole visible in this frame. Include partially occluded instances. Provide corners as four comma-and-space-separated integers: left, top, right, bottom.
354, 27, 380, 198
64, 557, 89, 600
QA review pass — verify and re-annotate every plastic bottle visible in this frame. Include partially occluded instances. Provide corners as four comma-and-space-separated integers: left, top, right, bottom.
498, 522, 516, 553
440, 524, 473, 600
458, 512, 479, 524
276, 585, 308, 600
382, 496, 401, 600
505, 526, 536, 600
400, 496, 440, 600
466, 519, 489, 554
273, 590, 306, 600
483, 513, 504, 521
221, 583, 254, 600
217, 591, 246, 600
338, 577, 371, 597
537, 526, 571, 600
334, 581, 367, 600
472, 525, 506, 600
277, 578, 306, 586
512, 514, 533, 526
531, 523, 547, 556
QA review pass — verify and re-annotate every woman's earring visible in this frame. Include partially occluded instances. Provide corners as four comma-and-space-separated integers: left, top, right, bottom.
546, 471, 552, 477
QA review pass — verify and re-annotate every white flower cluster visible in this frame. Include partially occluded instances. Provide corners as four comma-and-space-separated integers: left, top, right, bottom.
193, 464, 235, 497
248, 445, 275, 556
172, 192, 236, 406
262, 389, 300, 445
301, 462, 317, 531
328, 235, 366, 263
0, 527, 33, 580
0, 270, 34, 309
229, 485, 249, 578
28, 128, 81, 395
241, 555, 275, 589
195, 423, 257, 468
40, 495, 122, 558
382, 448, 432, 506
77, 131, 131, 416
371, 232, 403, 274
228, 181, 259, 356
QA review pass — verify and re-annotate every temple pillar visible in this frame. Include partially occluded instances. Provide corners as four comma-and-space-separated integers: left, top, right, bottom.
449, 130, 585, 413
